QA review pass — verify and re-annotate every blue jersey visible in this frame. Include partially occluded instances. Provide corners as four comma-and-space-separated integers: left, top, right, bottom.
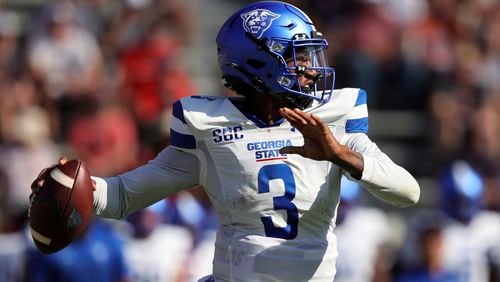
25, 219, 128, 282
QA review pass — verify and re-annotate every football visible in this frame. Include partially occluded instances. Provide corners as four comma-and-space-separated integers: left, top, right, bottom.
29, 159, 94, 254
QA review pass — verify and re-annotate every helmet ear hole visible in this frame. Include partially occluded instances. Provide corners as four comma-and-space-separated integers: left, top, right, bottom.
246, 59, 266, 70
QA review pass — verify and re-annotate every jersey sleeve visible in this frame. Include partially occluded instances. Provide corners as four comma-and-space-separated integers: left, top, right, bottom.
93, 146, 200, 219
342, 132, 420, 207
344, 89, 369, 134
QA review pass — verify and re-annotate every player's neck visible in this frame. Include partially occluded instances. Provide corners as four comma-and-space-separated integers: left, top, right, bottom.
230, 93, 292, 125
243, 93, 289, 126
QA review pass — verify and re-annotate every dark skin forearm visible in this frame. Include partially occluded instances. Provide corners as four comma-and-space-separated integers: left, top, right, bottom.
278, 107, 364, 179
329, 145, 363, 180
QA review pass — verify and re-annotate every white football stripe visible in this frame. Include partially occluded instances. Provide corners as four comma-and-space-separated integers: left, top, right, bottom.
50, 168, 75, 189
31, 227, 52, 245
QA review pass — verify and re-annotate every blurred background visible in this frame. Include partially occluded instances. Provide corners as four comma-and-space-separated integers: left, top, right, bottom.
0, 0, 499, 281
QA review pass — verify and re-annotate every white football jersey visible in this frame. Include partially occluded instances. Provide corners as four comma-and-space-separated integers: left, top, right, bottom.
170, 88, 368, 281
94, 87, 419, 281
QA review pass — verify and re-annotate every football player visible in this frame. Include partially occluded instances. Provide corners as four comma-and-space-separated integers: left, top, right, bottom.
33, 1, 420, 281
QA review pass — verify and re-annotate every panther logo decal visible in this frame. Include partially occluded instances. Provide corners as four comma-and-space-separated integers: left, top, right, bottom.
241, 9, 280, 39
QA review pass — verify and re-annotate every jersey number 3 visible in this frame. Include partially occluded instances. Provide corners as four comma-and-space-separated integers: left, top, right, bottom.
258, 164, 298, 240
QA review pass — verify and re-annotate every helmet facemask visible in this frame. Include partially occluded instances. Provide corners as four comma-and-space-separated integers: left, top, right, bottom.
270, 35, 335, 108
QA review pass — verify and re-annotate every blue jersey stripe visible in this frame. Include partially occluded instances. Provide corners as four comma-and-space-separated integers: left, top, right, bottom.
346, 117, 368, 133
355, 89, 367, 106
170, 129, 196, 149
172, 100, 186, 124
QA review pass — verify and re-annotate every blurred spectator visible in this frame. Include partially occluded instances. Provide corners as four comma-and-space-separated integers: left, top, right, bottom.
329, 0, 431, 110
334, 177, 393, 282
0, 76, 60, 213
70, 0, 119, 40
468, 210, 500, 282
434, 159, 500, 281
439, 160, 483, 224
392, 209, 462, 282
488, 246, 500, 282
66, 105, 141, 176
105, 0, 195, 52
0, 10, 22, 79
0, 167, 28, 282
25, 218, 129, 282
470, 95, 500, 171
184, 229, 216, 282
0, 229, 27, 282
162, 188, 218, 281
104, 0, 153, 52
406, 0, 458, 78
28, 1, 104, 99
27, 1, 104, 140
479, 162, 500, 213
478, 5, 500, 93
429, 89, 472, 165
124, 200, 193, 282
117, 19, 196, 152
436, 160, 483, 281
163, 187, 217, 246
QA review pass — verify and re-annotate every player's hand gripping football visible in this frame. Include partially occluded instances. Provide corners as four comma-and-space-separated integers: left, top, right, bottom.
29, 157, 96, 253
279, 108, 364, 179
30, 157, 96, 197
30, 157, 68, 195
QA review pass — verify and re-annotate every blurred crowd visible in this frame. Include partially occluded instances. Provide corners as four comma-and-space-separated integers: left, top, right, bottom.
0, 0, 499, 281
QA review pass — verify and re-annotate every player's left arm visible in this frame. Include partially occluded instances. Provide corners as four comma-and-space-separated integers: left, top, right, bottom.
342, 132, 420, 207
279, 107, 419, 207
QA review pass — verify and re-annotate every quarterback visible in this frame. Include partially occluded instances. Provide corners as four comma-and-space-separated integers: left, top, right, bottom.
36, 1, 420, 281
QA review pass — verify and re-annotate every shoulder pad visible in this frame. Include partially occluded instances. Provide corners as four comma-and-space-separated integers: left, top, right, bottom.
309, 88, 369, 134
170, 96, 235, 149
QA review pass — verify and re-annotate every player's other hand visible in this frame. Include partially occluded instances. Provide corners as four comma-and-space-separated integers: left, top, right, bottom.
278, 108, 343, 162
279, 108, 364, 179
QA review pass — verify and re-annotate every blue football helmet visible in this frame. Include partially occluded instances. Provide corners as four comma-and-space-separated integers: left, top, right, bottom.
216, 1, 335, 108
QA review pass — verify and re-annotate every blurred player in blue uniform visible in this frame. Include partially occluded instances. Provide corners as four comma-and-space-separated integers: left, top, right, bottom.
334, 177, 392, 282
34, 1, 420, 281
25, 218, 128, 282
124, 200, 193, 282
